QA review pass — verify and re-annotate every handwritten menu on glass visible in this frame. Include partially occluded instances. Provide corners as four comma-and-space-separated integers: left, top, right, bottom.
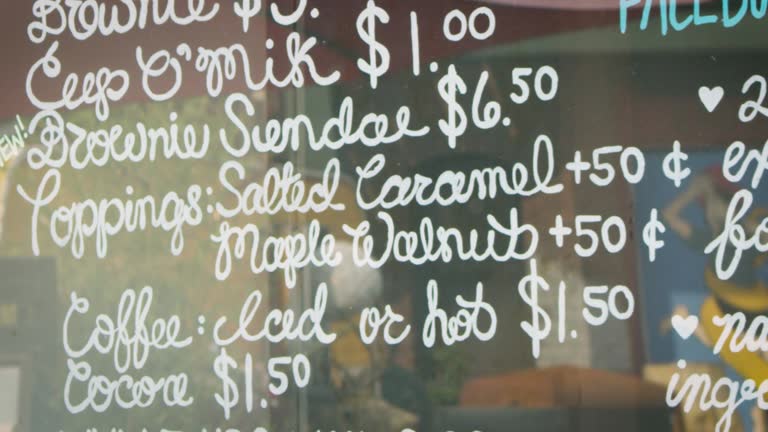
0, 1, 767, 432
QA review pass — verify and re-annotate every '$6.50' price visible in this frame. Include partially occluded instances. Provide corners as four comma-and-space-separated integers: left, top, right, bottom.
214, 349, 311, 419
437, 65, 558, 149
519, 260, 635, 359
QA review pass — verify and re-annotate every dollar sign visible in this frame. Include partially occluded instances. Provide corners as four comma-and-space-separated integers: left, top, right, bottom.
518, 259, 551, 359
437, 64, 468, 149
642, 208, 666, 262
214, 348, 239, 420
356, 0, 390, 89
233, 0, 262, 33
662, 140, 691, 187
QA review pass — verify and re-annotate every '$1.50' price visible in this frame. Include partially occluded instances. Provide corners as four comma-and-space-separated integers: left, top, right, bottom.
519, 260, 635, 359
214, 348, 311, 419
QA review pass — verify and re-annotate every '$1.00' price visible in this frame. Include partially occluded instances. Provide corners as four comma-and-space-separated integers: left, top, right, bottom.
214, 348, 311, 419
519, 260, 635, 359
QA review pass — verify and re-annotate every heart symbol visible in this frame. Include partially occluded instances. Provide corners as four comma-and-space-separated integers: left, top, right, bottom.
671, 315, 699, 340
699, 86, 724, 112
